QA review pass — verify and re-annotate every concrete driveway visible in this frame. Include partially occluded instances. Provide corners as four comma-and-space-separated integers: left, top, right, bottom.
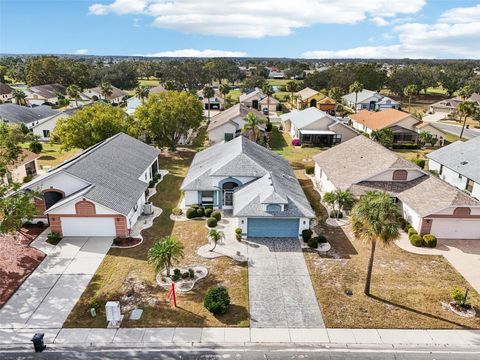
434, 123, 480, 139
0, 233, 112, 329
247, 238, 324, 328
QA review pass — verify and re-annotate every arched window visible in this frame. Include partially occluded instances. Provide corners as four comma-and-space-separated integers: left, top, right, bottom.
75, 200, 96, 216
392, 170, 408, 181
453, 207, 471, 216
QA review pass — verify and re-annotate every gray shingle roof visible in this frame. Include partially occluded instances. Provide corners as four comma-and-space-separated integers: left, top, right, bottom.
283, 107, 336, 129
342, 89, 381, 104
0, 103, 58, 124
28, 84, 67, 98
182, 136, 314, 218
427, 137, 480, 184
0, 83, 13, 95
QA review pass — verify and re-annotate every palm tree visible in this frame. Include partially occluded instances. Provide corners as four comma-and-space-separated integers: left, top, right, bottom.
349, 81, 364, 113
285, 81, 298, 106
67, 84, 81, 107
322, 191, 337, 214
135, 85, 150, 103
12, 89, 27, 106
335, 189, 354, 219
243, 112, 266, 143
328, 87, 343, 102
262, 84, 274, 121
350, 192, 400, 295
147, 236, 184, 277
219, 84, 230, 109
458, 85, 473, 102
208, 229, 225, 251
458, 101, 478, 140
203, 85, 215, 122
100, 82, 113, 101
403, 84, 418, 113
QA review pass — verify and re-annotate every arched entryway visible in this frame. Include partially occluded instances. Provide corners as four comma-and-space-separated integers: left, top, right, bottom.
43, 190, 64, 209
222, 181, 240, 208
309, 99, 317, 108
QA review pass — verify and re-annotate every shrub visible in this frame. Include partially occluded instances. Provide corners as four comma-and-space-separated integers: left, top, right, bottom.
211, 210, 222, 221
451, 286, 469, 307
23, 175, 33, 183
148, 180, 156, 188
173, 268, 181, 276
410, 234, 423, 247
404, 224, 413, 233
308, 237, 319, 249
172, 207, 183, 216
207, 217, 218, 228
196, 208, 204, 217
235, 227, 242, 235
423, 234, 437, 248
171, 274, 180, 282
407, 227, 418, 236
266, 122, 273, 132
191, 204, 200, 209
398, 217, 407, 229
186, 207, 197, 219
236, 233, 242, 241
113, 237, 122, 245
415, 159, 426, 169
204, 208, 213, 217
302, 229, 313, 242
29, 141, 43, 154
204, 286, 230, 315
47, 231, 61, 245
304, 165, 314, 175
291, 138, 301, 146
316, 235, 328, 243
188, 268, 195, 278
181, 272, 190, 279
329, 210, 343, 218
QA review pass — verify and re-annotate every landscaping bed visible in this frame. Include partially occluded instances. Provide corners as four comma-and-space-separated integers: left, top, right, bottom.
111, 237, 143, 248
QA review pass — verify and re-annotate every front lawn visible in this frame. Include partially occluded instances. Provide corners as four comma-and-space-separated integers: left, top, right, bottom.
21, 142, 81, 169
64, 149, 249, 328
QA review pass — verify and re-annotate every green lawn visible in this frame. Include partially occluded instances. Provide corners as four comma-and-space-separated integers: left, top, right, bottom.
21, 142, 81, 169
228, 89, 241, 102
139, 78, 161, 87
267, 79, 301, 87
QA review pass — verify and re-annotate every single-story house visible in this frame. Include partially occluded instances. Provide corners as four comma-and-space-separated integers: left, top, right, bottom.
280, 107, 358, 147
22, 133, 160, 237
126, 85, 168, 114
350, 109, 446, 146
82, 86, 127, 105
342, 89, 400, 111
31, 106, 82, 140
0, 103, 58, 128
0, 83, 13, 103
181, 136, 315, 238
149, 85, 167, 94
294, 87, 336, 113
429, 93, 480, 115
197, 88, 225, 110
25, 84, 67, 106
1, 149, 39, 185
207, 103, 267, 144
239, 88, 279, 113
313, 135, 480, 240
268, 70, 285, 79
427, 136, 480, 200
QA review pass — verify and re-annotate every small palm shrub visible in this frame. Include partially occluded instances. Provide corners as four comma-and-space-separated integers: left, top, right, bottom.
423, 234, 437, 248
302, 229, 313, 242
204, 208, 213, 217
211, 211, 222, 221
204, 286, 230, 315
196, 208, 204, 217
186, 207, 197, 219
172, 207, 183, 216
47, 231, 61, 245
407, 227, 417, 236
410, 234, 423, 247
329, 210, 343, 218
451, 286, 470, 307
308, 237, 319, 248
207, 217, 217, 228
266, 122, 273, 132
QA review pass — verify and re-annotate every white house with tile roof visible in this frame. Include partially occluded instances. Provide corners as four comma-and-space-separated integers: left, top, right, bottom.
342, 89, 400, 111
313, 135, 480, 240
181, 136, 315, 238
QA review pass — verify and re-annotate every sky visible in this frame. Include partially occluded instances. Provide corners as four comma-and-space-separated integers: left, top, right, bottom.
0, 0, 479, 59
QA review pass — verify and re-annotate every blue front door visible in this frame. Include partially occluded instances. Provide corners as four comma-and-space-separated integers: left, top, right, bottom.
247, 218, 299, 238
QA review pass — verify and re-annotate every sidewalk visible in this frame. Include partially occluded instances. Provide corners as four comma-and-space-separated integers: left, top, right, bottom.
1, 327, 480, 348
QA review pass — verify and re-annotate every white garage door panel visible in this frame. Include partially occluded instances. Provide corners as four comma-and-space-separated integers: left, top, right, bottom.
61, 217, 116, 237
431, 219, 480, 239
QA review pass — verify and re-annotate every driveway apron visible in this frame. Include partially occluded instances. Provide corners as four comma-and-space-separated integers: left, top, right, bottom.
247, 238, 324, 328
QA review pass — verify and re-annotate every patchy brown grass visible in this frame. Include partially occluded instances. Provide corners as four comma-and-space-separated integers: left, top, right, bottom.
64, 149, 249, 328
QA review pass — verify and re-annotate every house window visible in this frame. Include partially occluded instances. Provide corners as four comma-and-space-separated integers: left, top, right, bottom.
266, 204, 282, 213
43, 130, 50, 138
439, 165, 443, 175
201, 191, 214, 205
303, 134, 311, 142
466, 179, 474, 193
458, 173, 462, 179
224, 133, 234, 142
392, 169, 408, 181
362, 104, 367, 109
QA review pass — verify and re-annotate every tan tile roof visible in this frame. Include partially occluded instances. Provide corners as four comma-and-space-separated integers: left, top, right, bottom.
350, 109, 412, 130
207, 104, 267, 131
295, 87, 320, 100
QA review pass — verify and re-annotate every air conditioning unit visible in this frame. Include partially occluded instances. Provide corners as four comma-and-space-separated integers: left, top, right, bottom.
143, 202, 153, 215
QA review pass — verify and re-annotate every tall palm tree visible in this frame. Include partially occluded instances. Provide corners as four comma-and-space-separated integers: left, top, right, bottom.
135, 85, 150, 104
285, 81, 298, 106
335, 189, 354, 219
262, 84, 274, 121
458, 101, 478, 140
12, 89, 27, 106
243, 112, 266, 143
99, 82, 113, 101
457, 85, 473, 102
148, 236, 184, 277
350, 192, 400, 295
66, 84, 81, 107
203, 85, 215, 122
349, 81, 364, 113
328, 87, 343, 102
403, 84, 418, 113
219, 84, 230, 109
208, 229, 225, 251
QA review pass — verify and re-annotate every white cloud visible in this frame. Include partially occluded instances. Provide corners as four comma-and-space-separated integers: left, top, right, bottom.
303, 5, 480, 59
371, 17, 389, 26
75, 49, 89, 55
136, 49, 247, 57
439, 4, 480, 24
88, 0, 426, 38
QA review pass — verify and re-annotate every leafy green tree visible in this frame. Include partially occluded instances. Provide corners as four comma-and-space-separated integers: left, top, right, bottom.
12, 89, 27, 106
135, 85, 150, 103
208, 229, 225, 251
439, 64, 473, 97
242, 76, 267, 92
52, 103, 138, 150
100, 82, 113, 100
136, 91, 203, 151
66, 84, 81, 107
148, 236, 185, 277
370, 128, 393, 148
349, 81, 364, 113
203, 85, 215, 122
328, 87, 343, 101
219, 84, 230, 106
350, 192, 401, 295
458, 101, 478, 139
28, 135, 43, 154
242, 112, 266, 143
457, 85, 474, 101
418, 131, 435, 147
403, 84, 418, 113
286, 81, 300, 103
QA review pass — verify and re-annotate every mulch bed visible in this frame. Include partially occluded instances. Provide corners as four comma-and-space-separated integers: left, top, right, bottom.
112, 237, 142, 248
0, 225, 46, 307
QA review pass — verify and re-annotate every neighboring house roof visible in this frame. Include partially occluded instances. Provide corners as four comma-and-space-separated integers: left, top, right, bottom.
197, 88, 224, 103
342, 89, 381, 104
31, 105, 84, 129
295, 87, 319, 100
430, 93, 480, 111
24, 133, 160, 216
207, 103, 267, 131
283, 107, 336, 129
7, 149, 39, 172
181, 136, 314, 218
259, 95, 280, 105
350, 109, 412, 130
0, 83, 13, 95
0, 103, 58, 124
150, 85, 167, 94
376, 96, 399, 106
84, 86, 127, 100
427, 136, 480, 184
27, 84, 67, 99
239, 88, 265, 103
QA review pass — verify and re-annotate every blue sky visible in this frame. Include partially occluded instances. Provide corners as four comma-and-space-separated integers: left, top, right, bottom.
0, 0, 479, 58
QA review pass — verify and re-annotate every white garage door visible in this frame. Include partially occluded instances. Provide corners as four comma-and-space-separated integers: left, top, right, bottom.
430, 219, 480, 240
61, 217, 116, 237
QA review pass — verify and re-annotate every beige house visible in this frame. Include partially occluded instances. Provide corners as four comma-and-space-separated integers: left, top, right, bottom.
2, 149, 39, 185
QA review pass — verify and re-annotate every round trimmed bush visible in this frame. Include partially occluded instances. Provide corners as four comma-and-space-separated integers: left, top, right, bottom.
196, 208, 204, 217
211, 211, 222, 221
204, 208, 213, 217
302, 229, 313, 242
204, 286, 230, 315
410, 234, 423, 247
186, 207, 197, 219
304, 165, 314, 175
308, 237, 319, 249
235, 227, 242, 235
404, 224, 412, 233
172, 207, 183, 216
407, 227, 418, 236
207, 217, 217, 228
191, 204, 200, 209
317, 235, 327, 243
423, 234, 437, 248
